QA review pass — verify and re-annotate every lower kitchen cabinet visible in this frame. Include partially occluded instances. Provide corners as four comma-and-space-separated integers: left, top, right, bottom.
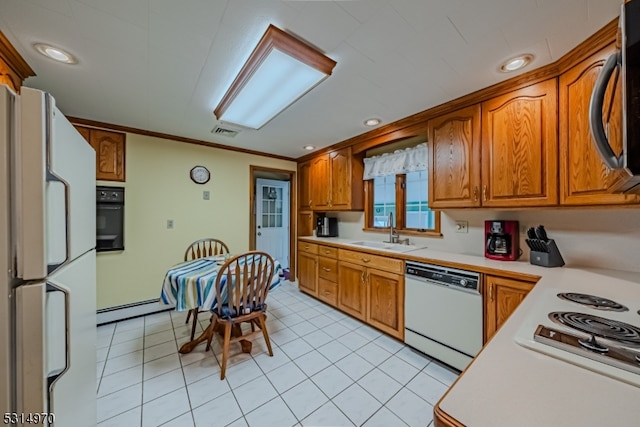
298, 243, 318, 296
367, 268, 404, 339
484, 274, 536, 342
338, 256, 405, 340
337, 261, 368, 321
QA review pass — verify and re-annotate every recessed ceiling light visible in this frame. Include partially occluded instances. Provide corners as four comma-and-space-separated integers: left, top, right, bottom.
499, 54, 533, 72
364, 118, 381, 126
33, 43, 78, 64
303, 145, 315, 151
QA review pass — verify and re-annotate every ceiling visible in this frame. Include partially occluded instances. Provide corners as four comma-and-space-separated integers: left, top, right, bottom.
0, 0, 622, 159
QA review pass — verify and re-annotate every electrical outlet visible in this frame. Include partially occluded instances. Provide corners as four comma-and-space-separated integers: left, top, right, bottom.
203, 191, 210, 200
167, 219, 174, 229
455, 221, 468, 233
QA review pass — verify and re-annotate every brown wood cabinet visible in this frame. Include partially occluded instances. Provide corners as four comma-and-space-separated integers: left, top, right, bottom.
559, 44, 639, 205
0, 31, 36, 92
302, 147, 364, 211
337, 261, 368, 321
298, 211, 314, 237
484, 274, 536, 342
297, 242, 318, 296
298, 161, 313, 210
428, 105, 482, 208
338, 248, 404, 339
317, 246, 338, 305
481, 79, 558, 207
75, 125, 126, 182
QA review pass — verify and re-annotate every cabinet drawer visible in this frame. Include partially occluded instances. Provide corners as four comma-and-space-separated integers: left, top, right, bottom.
338, 249, 404, 274
318, 257, 338, 282
298, 241, 318, 255
318, 278, 338, 306
318, 245, 338, 259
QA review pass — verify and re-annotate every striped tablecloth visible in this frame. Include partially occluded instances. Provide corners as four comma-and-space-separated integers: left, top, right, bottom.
160, 256, 282, 312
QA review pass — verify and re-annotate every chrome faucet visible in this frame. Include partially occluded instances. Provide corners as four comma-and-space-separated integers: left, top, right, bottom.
385, 212, 410, 245
388, 212, 399, 243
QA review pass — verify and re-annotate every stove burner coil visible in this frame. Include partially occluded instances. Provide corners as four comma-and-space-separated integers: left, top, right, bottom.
557, 293, 628, 312
549, 312, 640, 345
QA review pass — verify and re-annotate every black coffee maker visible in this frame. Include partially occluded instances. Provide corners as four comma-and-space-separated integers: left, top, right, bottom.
316, 214, 338, 237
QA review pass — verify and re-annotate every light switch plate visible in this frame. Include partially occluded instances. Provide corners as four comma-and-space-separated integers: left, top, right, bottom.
203, 191, 210, 200
455, 221, 468, 233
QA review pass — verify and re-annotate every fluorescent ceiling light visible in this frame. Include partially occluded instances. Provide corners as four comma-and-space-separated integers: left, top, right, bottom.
214, 25, 336, 130
33, 43, 77, 64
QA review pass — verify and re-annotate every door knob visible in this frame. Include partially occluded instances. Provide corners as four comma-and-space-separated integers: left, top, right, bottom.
257, 232, 262, 236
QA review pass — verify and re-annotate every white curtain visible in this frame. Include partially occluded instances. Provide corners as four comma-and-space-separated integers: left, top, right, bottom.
363, 143, 428, 179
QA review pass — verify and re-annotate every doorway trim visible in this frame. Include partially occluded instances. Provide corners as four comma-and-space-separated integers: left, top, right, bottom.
249, 165, 297, 278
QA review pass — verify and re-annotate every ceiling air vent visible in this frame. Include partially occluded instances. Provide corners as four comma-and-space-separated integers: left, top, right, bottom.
211, 126, 240, 137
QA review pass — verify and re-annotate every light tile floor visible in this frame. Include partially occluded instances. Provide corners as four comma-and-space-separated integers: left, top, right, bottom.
96, 281, 459, 427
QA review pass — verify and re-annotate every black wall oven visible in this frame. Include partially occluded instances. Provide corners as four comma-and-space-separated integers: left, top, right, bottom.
96, 186, 124, 252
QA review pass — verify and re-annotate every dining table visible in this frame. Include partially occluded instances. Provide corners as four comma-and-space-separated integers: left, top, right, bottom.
160, 254, 283, 353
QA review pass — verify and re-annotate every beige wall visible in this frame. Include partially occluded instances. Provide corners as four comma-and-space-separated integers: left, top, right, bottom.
96, 133, 295, 309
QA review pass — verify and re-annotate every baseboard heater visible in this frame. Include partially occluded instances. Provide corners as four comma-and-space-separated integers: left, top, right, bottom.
97, 298, 173, 325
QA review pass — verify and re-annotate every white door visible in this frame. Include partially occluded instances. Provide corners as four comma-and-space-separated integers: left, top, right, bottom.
256, 178, 290, 269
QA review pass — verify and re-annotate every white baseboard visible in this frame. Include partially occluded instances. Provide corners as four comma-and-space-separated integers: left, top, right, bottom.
97, 299, 173, 325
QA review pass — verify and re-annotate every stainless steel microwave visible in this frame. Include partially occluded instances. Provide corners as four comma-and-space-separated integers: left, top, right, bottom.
590, 0, 640, 194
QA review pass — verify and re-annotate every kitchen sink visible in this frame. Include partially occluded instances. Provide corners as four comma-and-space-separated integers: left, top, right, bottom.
348, 240, 425, 253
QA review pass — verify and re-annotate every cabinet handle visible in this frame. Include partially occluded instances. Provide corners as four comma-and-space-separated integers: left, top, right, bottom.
361, 258, 371, 263
473, 186, 479, 202
309, 199, 312, 207
304, 245, 309, 250
324, 250, 331, 254
361, 271, 366, 283
482, 185, 487, 202
322, 267, 331, 272
489, 283, 494, 301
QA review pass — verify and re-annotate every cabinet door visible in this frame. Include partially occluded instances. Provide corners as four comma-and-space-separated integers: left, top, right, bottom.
559, 45, 639, 205
337, 261, 367, 321
429, 105, 482, 208
297, 211, 314, 237
484, 275, 534, 342
329, 148, 350, 208
298, 252, 318, 296
311, 155, 330, 210
91, 129, 126, 181
481, 80, 558, 206
298, 161, 313, 210
366, 268, 404, 340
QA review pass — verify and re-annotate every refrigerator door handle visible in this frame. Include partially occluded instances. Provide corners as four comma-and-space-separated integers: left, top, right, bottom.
45, 282, 71, 393
44, 94, 71, 275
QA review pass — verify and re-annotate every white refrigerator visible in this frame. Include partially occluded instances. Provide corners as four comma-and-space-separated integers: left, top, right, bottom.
0, 85, 97, 426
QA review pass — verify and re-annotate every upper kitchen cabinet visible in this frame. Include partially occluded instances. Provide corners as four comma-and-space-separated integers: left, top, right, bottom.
0, 31, 35, 92
298, 160, 313, 210
75, 125, 126, 182
559, 44, 639, 205
305, 147, 364, 211
428, 105, 482, 208
481, 79, 558, 207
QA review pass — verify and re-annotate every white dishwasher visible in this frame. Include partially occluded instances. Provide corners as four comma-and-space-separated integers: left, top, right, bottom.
404, 261, 483, 371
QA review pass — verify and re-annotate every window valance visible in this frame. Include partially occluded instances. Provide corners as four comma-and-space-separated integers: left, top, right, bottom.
363, 143, 428, 180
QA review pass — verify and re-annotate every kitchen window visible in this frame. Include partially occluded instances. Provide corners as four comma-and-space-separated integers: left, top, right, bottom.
364, 143, 440, 235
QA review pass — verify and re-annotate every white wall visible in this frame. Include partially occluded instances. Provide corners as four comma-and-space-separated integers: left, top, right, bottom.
334, 208, 640, 273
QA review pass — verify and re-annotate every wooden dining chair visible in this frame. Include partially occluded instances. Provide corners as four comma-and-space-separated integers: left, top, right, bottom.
205, 251, 275, 380
184, 238, 230, 340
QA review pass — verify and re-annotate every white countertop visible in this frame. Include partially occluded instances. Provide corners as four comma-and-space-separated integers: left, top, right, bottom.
300, 236, 640, 426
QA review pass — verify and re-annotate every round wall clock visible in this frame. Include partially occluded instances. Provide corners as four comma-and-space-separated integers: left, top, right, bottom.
189, 166, 210, 184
